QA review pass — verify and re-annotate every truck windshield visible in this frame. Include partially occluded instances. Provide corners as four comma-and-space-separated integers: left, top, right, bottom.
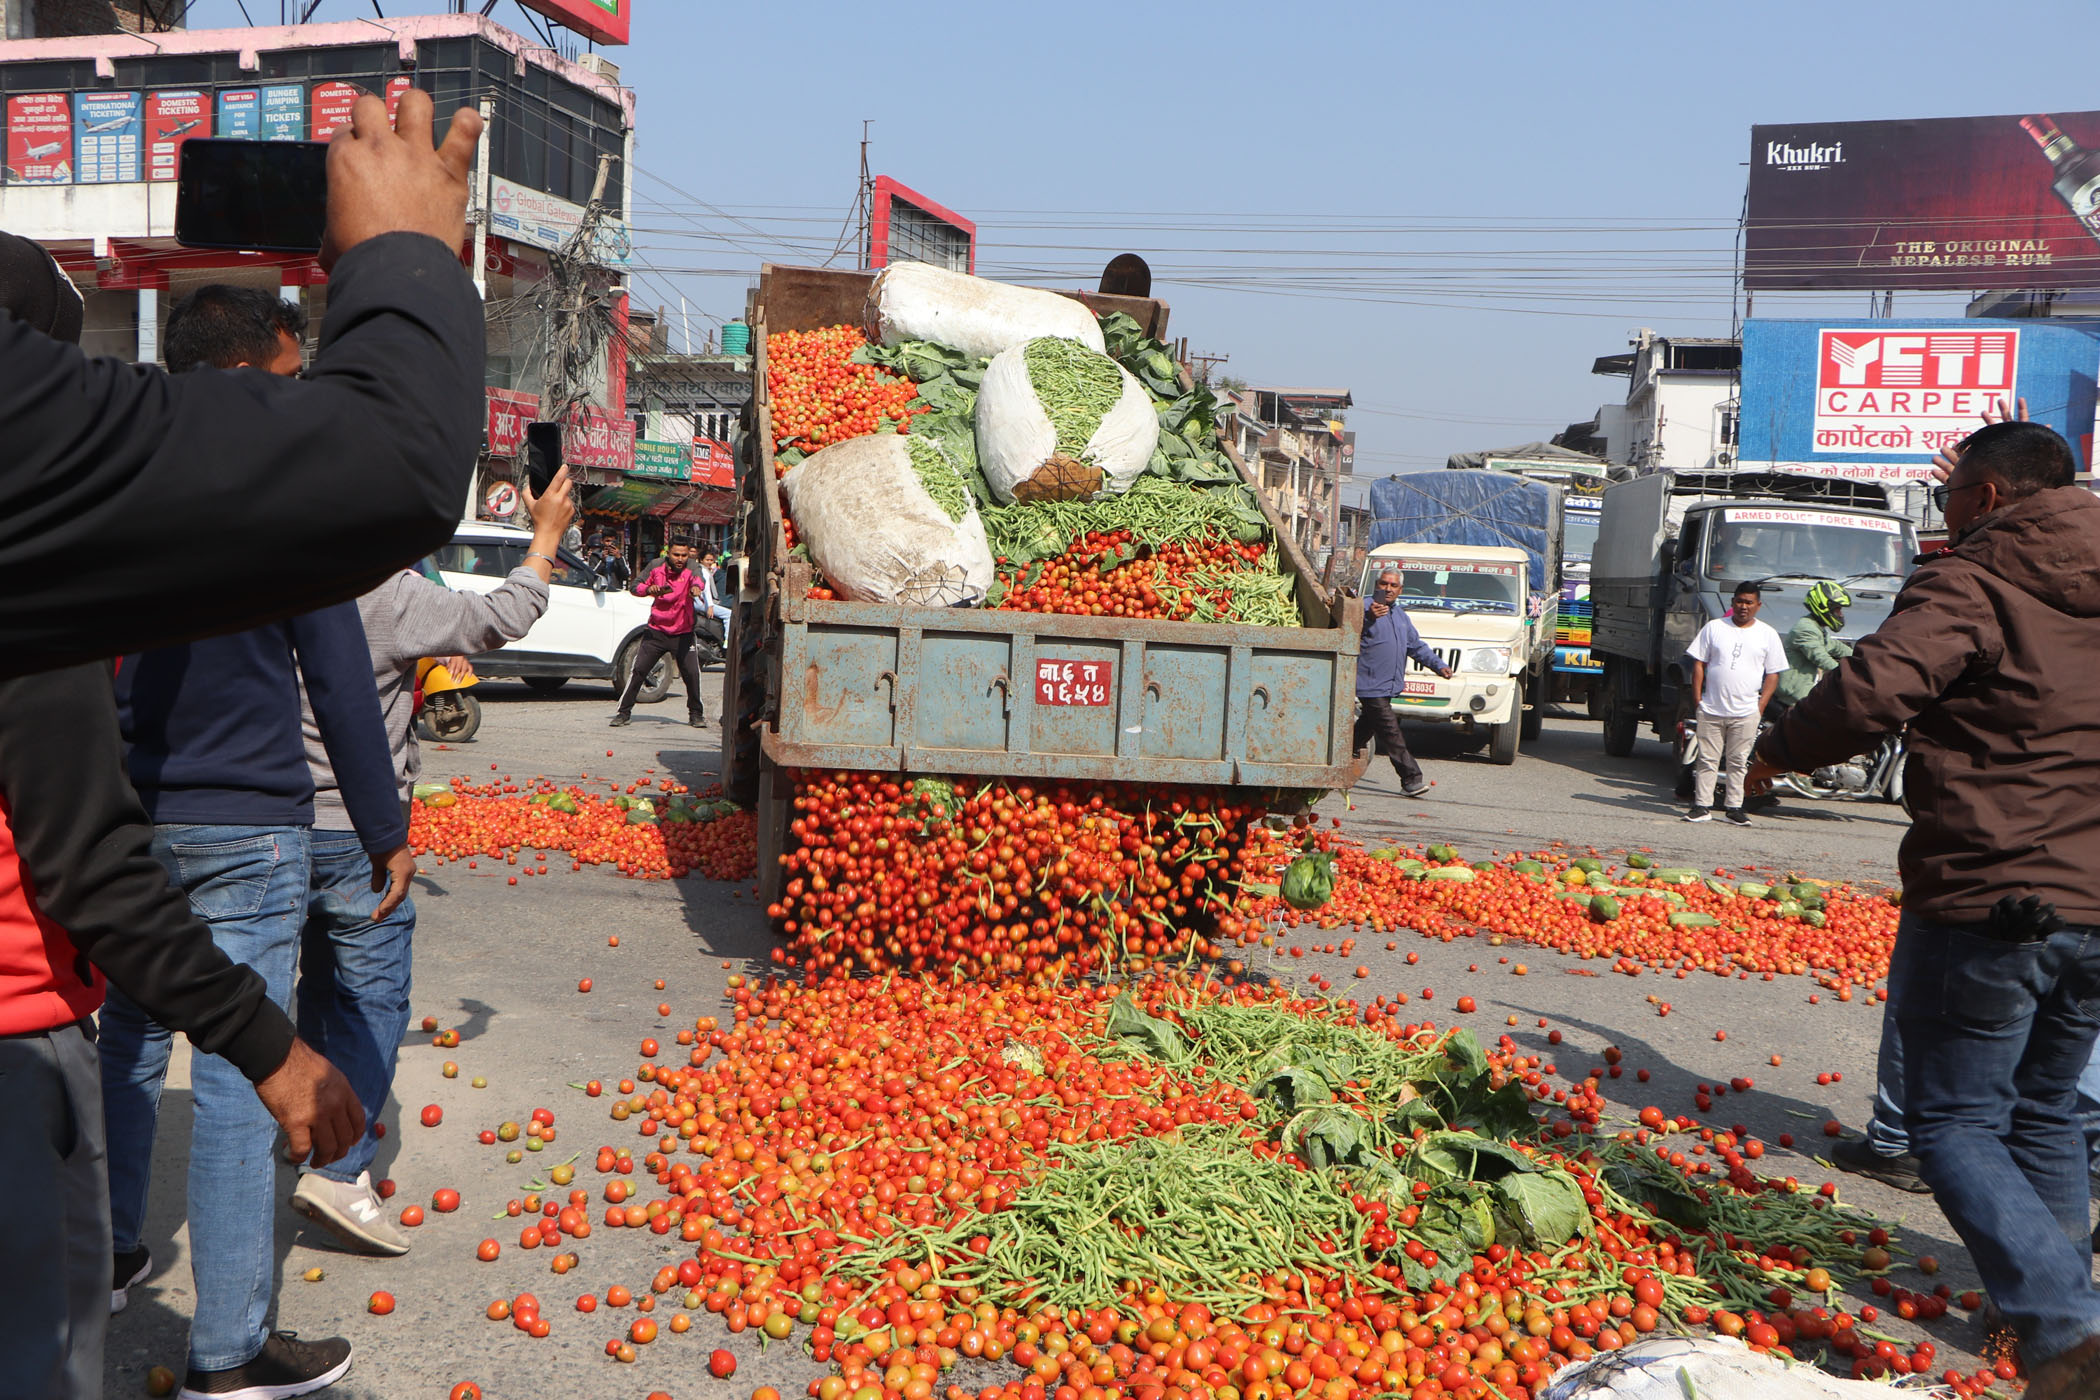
1364, 563, 1523, 616
1563, 513, 1601, 561
1705, 512, 1914, 586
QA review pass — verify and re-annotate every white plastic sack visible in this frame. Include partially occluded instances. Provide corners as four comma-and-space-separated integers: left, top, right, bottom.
868, 262, 1106, 361
779, 434, 994, 608
974, 338, 1160, 504
1541, 1336, 1957, 1399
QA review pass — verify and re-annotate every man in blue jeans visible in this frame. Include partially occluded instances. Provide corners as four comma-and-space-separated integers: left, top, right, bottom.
105, 287, 416, 1400
289, 464, 568, 1253
1749, 420, 2100, 1400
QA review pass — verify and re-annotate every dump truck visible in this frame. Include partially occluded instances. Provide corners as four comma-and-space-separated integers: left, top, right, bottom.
721, 264, 1371, 902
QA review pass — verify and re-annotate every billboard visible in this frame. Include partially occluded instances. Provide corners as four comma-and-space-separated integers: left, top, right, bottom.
870, 175, 975, 274
1739, 318, 2100, 479
5, 93, 73, 184
1745, 111, 2100, 291
518, 0, 630, 45
75, 92, 142, 184
145, 90, 210, 182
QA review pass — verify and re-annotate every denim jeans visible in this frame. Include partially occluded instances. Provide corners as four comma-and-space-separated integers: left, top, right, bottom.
100, 824, 309, 1373
295, 828, 413, 1184
1888, 913, 2100, 1367
1866, 973, 2100, 1171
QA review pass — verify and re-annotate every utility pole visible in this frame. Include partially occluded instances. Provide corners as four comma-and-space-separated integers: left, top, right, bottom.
1188, 350, 1230, 385
855, 120, 873, 269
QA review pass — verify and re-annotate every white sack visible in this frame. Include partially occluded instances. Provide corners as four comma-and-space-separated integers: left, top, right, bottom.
779, 435, 994, 608
1541, 1336, 1958, 1399
974, 340, 1160, 504
868, 262, 1106, 361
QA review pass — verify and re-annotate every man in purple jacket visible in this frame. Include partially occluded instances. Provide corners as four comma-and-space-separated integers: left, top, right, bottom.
1353, 568, 1454, 798
609, 541, 709, 729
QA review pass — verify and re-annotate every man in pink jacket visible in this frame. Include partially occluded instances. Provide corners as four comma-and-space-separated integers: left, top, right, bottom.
610, 542, 708, 728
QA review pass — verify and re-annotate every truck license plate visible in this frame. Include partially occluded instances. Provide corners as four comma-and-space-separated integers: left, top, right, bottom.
1401, 680, 1438, 696
1036, 659, 1113, 706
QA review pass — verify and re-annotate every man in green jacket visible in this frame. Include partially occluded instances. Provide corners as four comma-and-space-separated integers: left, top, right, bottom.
1774, 580, 1853, 712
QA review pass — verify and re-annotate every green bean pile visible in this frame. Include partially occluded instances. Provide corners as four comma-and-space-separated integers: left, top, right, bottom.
906, 437, 972, 524
1157, 559, 1303, 628
981, 478, 1266, 562
834, 1124, 1367, 1314
1023, 336, 1125, 465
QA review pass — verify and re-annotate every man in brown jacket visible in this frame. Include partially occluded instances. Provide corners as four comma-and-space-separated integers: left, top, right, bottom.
1749, 420, 2100, 1400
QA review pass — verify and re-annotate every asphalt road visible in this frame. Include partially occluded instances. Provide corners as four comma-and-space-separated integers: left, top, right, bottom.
105, 675, 2009, 1400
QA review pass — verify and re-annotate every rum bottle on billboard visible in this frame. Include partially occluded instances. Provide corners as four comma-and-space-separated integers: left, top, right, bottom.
2021, 115, 2100, 240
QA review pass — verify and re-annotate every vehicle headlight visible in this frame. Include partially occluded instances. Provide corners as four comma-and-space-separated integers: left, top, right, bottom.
1461, 646, 1513, 674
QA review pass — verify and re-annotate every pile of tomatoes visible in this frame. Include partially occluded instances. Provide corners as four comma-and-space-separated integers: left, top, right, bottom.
458, 974, 1998, 1400
1232, 833, 1900, 992
991, 531, 1277, 621
767, 325, 924, 463
766, 773, 1260, 977
409, 777, 757, 884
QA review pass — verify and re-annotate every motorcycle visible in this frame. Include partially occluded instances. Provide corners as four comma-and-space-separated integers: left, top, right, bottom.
413, 656, 482, 743
1778, 731, 1907, 805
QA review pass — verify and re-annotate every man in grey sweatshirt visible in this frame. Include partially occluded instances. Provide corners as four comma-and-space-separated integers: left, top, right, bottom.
287, 469, 572, 1254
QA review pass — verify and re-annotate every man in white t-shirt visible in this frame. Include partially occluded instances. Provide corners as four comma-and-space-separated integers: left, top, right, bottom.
1682, 580, 1787, 825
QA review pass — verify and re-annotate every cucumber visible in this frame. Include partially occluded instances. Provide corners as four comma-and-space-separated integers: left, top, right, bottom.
1422, 866, 1475, 883
1806, 909, 1828, 928
1651, 869, 1699, 886
1473, 861, 1496, 872
1427, 844, 1460, 864
1704, 877, 1736, 898
1620, 869, 1649, 884
1368, 848, 1403, 863
1397, 859, 1425, 874
1572, 857, 1606, 876
1669, 912, 1719, 928
1590, 894, 1620, 923
1512, 859, 1546, 878
1738, 882, 1774, 901
1626, 852, 1657, 870
1777, 900, 1804, 919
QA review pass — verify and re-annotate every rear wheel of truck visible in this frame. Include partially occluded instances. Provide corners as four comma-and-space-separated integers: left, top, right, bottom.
1488, 718, 1520, 765
1601, 663, 1639, 757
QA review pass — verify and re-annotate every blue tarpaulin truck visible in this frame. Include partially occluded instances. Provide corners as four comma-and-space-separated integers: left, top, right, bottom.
1363, 472, 1562, 764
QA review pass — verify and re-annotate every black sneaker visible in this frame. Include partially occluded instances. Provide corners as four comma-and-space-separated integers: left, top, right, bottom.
1827, 1135, 1930, 1194
110, 1245, 151, 1314
1402, 780, 1431, 799
608, 714, 631, 727
1724, 808, 1752, 826
688, 713, 706, 728
1682, 807, 1712, 823
180, 1332, 351, 1400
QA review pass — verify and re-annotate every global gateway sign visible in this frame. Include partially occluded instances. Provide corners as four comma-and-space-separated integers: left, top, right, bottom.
518, 0, 628, 45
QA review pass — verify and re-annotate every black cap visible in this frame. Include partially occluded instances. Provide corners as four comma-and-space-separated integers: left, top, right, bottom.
0, 230, 86, 345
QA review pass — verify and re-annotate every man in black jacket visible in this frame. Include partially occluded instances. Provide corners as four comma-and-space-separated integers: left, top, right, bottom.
0, 664, 362, 1400
0, 90, 486, 678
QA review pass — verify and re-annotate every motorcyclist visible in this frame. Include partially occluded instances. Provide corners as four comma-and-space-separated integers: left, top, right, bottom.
1772, 580, 1853, 717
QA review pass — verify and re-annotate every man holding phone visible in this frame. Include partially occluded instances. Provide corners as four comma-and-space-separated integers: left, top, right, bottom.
610, 543, 710, 729
1, 90, 487, 677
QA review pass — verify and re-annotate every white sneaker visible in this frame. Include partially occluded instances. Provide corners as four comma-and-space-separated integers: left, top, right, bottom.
289, 1171, 408, 1257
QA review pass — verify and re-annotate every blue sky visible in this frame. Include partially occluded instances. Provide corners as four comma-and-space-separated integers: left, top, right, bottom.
185, 0, 2100, 489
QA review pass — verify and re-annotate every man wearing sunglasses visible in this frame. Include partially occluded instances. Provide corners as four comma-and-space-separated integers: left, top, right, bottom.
1748, 419, 2100, 1400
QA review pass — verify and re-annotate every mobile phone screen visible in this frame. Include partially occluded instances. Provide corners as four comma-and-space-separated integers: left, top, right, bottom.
524, 421, 563, 497
174, 139, 329, 254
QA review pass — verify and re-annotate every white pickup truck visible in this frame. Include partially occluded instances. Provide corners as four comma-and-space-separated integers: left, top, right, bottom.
1358, 543, 1547, 765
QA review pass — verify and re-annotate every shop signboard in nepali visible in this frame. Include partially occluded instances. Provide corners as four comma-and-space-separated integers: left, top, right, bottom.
484, 387, 539, 458
6, 93, 74, 184
518, 0, 630, 45
631, 439, 691, 481
145, 90, 210, 182
74, 92, 142, 184
1740, 318, 2100, 477
563, 405, 636, 476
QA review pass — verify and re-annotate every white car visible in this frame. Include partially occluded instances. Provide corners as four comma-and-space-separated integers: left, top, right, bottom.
430, 523, 674, 702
